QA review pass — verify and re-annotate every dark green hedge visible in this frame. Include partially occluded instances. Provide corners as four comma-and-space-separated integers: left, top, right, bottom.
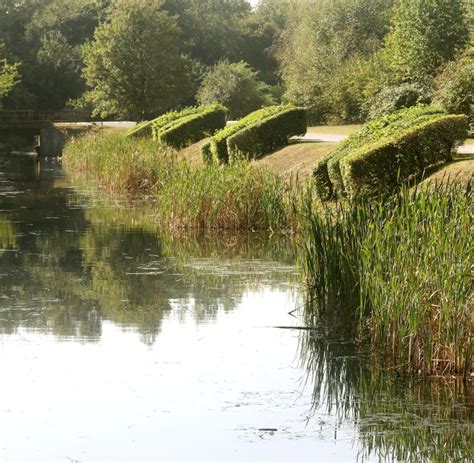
125, 106, 201, 138
313, 105, 455, 201
157, 104, 227, 149
204, 105, 286, 163
340, 114, 468, 197
226, 107, 307, 161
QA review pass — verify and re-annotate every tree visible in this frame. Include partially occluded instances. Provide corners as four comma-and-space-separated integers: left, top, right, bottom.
0, 0, 109, 109
82, 0, 194, 120
0, 43, 20, 103
0, 59, 19, 102
197, 61, 275, 119
433, 49, 474, 117
382, 0, 469, 83
278, 0, 394, 122
162, 0, 251, 66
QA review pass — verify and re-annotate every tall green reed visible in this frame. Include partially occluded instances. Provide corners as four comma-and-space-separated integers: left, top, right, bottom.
63, 132, 304, 231
301, 182, 473, 377
63, 132, 176, 194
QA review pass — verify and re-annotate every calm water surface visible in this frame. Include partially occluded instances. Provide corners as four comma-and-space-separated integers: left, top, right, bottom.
0, 153, 472, 462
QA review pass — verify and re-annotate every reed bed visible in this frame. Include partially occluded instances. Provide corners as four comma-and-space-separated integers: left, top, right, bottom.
301, 183, 473, 377
63, 132, 177, 194
63, 132, 303, 230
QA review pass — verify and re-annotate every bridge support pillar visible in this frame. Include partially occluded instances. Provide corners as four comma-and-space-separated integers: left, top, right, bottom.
39, 126, 66, 157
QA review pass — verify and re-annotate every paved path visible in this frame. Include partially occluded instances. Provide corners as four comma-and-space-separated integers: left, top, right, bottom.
298, 132, 474, 154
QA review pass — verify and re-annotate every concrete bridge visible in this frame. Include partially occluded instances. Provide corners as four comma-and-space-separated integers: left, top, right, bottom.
0, 110, 91, 155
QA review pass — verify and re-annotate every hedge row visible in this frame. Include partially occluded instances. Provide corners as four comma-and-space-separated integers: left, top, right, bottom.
202, 104, 306, 163
313, 105, 467, 200
226, 107, 307, 162
125, 106, 201, 138
155, 104, 227, 149
340, 115, 468, 197
203, 105, 286, 163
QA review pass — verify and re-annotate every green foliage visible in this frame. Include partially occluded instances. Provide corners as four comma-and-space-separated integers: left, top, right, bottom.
126, 106, 202, 138
162, 0, 252, 66
204, 104, 287, 163
82, 0, 194, 120
366, 82, 431, 119
341, 114, 468, 197
63, 131, 301, 230
63, 132, 177, 194
157, 160, 298, 230
313, 105, 461, 200
382, 0, 469, 83
433, 51, 474, 117
278, 0, 394, 123
157, 104, 227, 148
0, 57, 20, 101
0, 0, 107, 109
301, 183, 473, 376
197, 61, 276, 119
226, 107, 307, 161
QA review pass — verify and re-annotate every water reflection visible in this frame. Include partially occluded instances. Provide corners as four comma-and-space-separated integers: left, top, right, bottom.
299, 323, 474, 462
1, 152, 472, 461
0, 153, 298, 344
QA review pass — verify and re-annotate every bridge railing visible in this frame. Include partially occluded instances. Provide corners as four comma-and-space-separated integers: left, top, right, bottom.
0, 110, 92, 123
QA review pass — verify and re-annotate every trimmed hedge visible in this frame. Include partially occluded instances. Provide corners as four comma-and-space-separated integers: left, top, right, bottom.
156, 104, 227, 149
313, 105, 457, 200
340, 115, 468, 197
125, 106, 201, 138
205, 105, 285, 163
226, 107, 307, 161
203, 104, 306, 163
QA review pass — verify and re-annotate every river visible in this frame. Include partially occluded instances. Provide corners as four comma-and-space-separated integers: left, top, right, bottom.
0, 153, 472, 462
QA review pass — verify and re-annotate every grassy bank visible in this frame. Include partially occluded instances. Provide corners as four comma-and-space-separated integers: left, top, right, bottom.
63, 132, 302, 230
301, 183, 473, 378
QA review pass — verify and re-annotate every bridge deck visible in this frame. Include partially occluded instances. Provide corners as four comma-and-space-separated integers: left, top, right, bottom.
0, 110, 91, 129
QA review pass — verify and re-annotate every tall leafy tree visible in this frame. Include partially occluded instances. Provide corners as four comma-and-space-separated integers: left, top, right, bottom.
382, 0, 469, 83
162, 0, 251, 66
0, 58, 20, 103
278, 0, 393, 122
82, 0, 194, 120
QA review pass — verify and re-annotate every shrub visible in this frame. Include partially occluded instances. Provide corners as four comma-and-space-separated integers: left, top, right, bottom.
340, 115, 468, 197
157, 104, 227, 148
433, 53, 474, 118
366, 82, 431, 119
226, 107, 307, 161
313, 105, 449, 200
204, 105, 286, 163
197, 61, 277, 119
125, 106, 201, 138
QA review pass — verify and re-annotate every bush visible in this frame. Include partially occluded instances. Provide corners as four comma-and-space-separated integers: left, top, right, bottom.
197, 61, 276, 119
125, 106, 201, 138
433, 53, 474, 118
314, 105, 447, 200
204, 105, 285, 163
226, 107, 307, 161
157, 104, 227, 148
340, 114, 468, 197
366, 82, 431, 120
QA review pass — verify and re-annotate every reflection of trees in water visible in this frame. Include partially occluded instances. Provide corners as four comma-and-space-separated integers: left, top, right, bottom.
299, 318, 474, 462
0, 170, 298, 343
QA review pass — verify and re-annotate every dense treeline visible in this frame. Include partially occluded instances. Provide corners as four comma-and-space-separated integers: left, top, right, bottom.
0, 0, 471, 123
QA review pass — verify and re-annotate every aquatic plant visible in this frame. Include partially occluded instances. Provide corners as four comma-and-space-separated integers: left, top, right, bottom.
63, 132, 305, 230
301, 182, 473, 377
63, 132, 177, 194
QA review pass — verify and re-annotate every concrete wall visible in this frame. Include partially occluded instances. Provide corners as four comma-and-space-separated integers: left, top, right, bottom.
39, 126, 66, 157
